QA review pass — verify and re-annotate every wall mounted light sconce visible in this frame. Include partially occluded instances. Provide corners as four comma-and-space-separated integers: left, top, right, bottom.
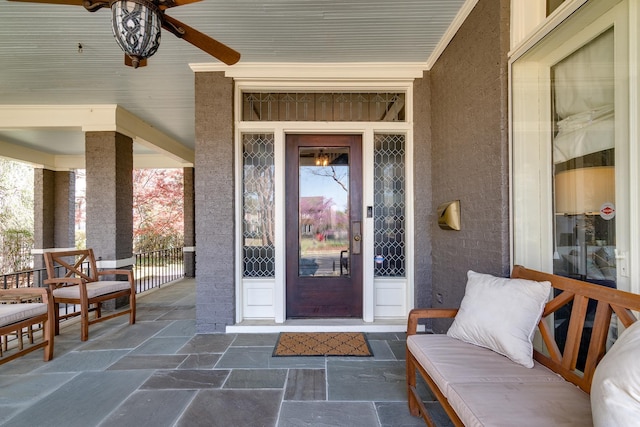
437, 200, 461, 231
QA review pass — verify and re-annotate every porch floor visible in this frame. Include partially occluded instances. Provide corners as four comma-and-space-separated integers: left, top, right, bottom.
0, 278, 451, 427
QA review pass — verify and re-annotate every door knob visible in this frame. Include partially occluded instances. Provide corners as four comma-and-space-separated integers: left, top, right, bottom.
352, 221, 362, 254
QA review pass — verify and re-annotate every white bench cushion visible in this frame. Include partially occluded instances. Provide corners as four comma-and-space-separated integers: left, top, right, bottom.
52, 281, 131, 300
407, 334, 563, 399
448, 381, 592, 427
0, 303, 47, 327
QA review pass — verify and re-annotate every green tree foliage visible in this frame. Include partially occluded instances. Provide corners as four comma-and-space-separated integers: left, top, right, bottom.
133, 169, 184, 252
0, 159, 34, 274
0, 159, 33, 231
1, 229, 33, 274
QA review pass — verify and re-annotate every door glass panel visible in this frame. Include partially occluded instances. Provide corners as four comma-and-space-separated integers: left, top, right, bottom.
298, 147, 350, 277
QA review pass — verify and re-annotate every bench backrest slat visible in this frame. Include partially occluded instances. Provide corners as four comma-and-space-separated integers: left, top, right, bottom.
511, 265, 640, 393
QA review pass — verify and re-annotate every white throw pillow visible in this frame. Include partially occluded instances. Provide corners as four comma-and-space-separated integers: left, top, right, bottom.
447, 270, 551, 368
591, 321, 640, 427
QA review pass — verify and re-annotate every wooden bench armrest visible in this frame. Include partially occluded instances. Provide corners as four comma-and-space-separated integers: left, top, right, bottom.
407, 308, 458, 335
0, 287, 50, 300
44, 277, 84, 288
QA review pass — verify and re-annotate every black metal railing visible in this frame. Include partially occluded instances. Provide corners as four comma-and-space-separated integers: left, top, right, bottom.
1, 247, 185, 320
134, 247, 184, 292
1, 248, 185, 292
1, 247, 185, 349
2, 264, 67, 290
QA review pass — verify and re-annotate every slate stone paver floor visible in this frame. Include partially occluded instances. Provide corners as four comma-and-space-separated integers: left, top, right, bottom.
0, 279, 452, 427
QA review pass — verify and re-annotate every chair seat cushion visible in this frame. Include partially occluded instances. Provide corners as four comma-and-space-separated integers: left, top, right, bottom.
0, 303, 47, 327
52, 280, 131, 300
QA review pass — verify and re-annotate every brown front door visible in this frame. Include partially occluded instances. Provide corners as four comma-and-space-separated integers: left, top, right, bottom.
286, 134, 363, 318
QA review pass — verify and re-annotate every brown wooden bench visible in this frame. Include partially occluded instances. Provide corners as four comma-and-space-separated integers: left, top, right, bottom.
0, 287, 55, 364
44, 249, 136, 341
406, 265, 640, 426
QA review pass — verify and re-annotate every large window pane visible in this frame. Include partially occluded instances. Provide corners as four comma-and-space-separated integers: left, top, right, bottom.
551, 28, 617, 368
552, 29, 616, 287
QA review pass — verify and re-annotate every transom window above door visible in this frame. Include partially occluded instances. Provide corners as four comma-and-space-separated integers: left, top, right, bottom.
241, 92, 406, 122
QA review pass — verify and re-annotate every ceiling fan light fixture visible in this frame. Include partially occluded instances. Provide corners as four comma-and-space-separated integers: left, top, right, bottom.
111, 0, 162, 68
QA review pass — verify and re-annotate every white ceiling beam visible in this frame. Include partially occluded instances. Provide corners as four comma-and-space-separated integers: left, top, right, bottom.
133, 154, 192, 169
0, 105, 194, 165
190, 62, 427, 80
0, 139, 56, 169
115, 107, 194, 165
0, 138, 188, 170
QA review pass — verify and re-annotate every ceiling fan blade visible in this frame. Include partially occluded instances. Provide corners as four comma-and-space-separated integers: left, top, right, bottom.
162, 14, 240, 65
158, 0, 202, 8
7, 0, 85, 5
7, 0, 109, 11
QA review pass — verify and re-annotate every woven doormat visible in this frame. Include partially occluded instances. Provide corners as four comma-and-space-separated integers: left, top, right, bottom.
272, 332, 373, 357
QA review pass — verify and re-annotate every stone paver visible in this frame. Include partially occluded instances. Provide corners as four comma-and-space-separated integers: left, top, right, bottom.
0, 279, 446, 427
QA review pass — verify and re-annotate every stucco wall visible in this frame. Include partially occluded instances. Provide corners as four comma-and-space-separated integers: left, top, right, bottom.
54, 170, 75, 249
85, 131, 133, 261
194, 72, 235, 333
428, 0, 511, 331
413, 71, 433, 309
33, 168, 55, 252
183, 167, 196, 278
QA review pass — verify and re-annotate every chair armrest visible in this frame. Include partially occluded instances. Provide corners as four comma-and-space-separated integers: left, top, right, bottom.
97, 270, 134, 281
407, 308, 458, 335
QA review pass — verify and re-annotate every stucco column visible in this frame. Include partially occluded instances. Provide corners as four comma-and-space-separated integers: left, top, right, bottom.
85, 131, 134, 270
33, 168, 75, 281
194, 72, 235, 333
183, 167, 196, 277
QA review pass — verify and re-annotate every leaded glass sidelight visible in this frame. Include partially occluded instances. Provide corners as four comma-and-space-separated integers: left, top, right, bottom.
373, 134, 406, 277
243, 134, 275, 277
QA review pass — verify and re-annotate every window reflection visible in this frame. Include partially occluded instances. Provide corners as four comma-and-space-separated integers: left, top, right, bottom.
552, 29, 616, 286
551, 29, 616, 369
298, 147, 350, 277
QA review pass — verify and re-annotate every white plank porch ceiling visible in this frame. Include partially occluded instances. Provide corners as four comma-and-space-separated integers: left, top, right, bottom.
0, 0, 468, 158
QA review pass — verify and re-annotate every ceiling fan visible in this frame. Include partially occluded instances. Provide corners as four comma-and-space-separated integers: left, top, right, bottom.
8, 0, 241, 68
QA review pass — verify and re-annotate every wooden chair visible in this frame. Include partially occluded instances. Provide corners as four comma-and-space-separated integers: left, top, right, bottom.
43, 249, 136, 341
0, 287, 55, 364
